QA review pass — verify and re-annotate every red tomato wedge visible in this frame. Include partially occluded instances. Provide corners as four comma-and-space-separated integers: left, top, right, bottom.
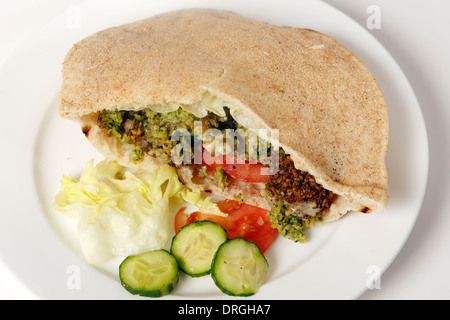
202, 149, 270, 183
174, 200, 278, 253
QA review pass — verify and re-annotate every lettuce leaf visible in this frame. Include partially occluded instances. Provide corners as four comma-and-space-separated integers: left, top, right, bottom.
54, 159, 224, 264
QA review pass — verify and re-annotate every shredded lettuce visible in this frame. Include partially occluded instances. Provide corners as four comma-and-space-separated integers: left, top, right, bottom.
54, 159, 224, 264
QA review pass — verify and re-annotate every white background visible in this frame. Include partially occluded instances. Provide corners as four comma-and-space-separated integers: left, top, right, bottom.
0, 0, 449, 299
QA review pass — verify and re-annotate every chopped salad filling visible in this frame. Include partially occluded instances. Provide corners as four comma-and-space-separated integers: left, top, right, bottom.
97, 106, 335, 242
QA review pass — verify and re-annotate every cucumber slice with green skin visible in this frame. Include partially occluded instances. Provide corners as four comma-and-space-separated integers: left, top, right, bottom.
119, 249, 179, 298
170, 220, 228, 277
211, 238, 269, 296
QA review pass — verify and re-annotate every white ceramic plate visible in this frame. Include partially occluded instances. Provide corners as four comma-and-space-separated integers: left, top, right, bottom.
0, 0, 428, 299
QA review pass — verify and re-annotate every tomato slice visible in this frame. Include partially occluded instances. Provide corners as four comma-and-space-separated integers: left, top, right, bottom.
202, 149, 270, 183
174, 200, 278, 253
201, 148, 224, 170
174, 207, 226, 233
222, 162, 270, 183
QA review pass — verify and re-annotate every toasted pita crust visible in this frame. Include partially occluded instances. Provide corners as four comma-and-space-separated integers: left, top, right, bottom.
59, 8, 389, 220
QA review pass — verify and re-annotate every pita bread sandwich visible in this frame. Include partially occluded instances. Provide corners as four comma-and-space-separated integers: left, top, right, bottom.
58, 8, 389, 242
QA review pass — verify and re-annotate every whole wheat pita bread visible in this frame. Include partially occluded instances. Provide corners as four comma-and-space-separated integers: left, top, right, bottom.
59, 8, 389, 222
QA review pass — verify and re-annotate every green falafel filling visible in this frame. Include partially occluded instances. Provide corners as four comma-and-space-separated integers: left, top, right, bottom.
98, 107, 271, 164
268, 199, 323, 243
98, 108, 200, 163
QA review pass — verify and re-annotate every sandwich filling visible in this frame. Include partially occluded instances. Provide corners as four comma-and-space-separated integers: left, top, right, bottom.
265, 155, 335, 241
97, 106, 335, 242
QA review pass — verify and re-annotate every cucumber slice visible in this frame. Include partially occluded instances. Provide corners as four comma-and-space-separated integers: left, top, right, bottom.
119, 249, 179, 297
211, 238, 269, 296
170, 220, 228, 277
